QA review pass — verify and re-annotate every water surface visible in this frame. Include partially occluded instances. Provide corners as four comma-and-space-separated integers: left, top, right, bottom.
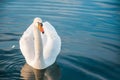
0, 0, 120, 80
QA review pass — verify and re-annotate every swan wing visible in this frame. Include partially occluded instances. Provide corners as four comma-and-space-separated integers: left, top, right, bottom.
19, 23, 35, 63
42, 22, 61, 66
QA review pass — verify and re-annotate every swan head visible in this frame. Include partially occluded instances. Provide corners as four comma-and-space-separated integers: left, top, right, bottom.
34, 17, 44, 34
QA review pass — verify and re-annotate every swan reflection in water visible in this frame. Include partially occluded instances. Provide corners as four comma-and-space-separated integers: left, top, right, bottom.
21, 63, 61, 80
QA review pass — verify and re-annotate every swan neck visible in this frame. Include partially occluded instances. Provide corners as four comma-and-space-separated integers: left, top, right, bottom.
33, 26, 45, 69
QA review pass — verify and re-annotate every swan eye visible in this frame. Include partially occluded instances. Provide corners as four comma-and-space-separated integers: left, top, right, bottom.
41, 23, 43, 27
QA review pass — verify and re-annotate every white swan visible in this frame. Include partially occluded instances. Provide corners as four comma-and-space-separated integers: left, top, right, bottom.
19, 17, 61, 69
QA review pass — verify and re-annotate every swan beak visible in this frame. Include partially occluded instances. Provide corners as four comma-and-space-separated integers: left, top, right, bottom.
38, 22, 44, 34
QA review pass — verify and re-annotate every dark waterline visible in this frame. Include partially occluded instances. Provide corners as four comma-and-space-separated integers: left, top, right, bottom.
0, 0, 120, 80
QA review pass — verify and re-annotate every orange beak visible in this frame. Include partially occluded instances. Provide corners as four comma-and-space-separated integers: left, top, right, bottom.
38, 22, 44, 34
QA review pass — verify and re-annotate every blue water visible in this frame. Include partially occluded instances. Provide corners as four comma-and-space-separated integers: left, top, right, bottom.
0, 0, 120, 80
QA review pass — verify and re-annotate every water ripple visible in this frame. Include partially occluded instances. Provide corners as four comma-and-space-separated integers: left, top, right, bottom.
58, 55, 120, 80
0, 49, 24, 79
0, 0, 120, 80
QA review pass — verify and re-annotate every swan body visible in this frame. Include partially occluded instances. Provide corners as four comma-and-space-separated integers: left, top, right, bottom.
19, 17, 61, 69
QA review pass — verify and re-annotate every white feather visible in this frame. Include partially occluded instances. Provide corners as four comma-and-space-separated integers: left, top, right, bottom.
19, 19, 61, 69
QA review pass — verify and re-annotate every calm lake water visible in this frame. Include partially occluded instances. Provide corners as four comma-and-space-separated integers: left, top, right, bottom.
0, 0, 120, 80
